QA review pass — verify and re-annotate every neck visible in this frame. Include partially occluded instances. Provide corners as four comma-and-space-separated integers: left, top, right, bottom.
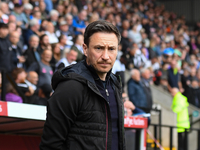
41, 59, 49, 65
97, 72, 107, 81
41, 45, 46, 49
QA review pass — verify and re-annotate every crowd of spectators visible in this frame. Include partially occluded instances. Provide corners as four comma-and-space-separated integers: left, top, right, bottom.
0, 0, 200, 110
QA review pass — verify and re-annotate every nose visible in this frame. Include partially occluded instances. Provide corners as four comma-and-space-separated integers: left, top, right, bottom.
101, 50, 109, 60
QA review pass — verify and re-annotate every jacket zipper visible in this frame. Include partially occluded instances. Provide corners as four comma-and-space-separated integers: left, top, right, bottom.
105, 88, 109, 150
105, 103, 108, 150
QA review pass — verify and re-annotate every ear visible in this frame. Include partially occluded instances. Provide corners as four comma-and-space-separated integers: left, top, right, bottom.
83, 44, 88, 57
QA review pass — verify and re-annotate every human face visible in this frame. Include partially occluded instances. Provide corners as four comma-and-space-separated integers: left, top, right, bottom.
66, 16, 73, 25
83, 32, 118, 80
42, 50, 52, 63
29, 37, 39, 49
8, 22, 16, 33
53, 43, 60, 54
28, 72, 38, 85
18, 71, 27, 83
67, 50, 78, 63
133, 70, 140, 82
10, 32, 20, 45
42, 36, 49, 46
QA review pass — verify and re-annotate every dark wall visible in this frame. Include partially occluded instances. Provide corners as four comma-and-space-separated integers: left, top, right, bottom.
157, 0, 200, 24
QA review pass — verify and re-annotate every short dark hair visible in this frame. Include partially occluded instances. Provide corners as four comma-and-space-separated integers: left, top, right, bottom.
40, 34, 48, 43
0, 23, 8, 29
12, 68, 25, 81
84, 20, 121, 46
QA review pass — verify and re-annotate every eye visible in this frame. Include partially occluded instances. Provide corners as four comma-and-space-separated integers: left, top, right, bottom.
96, 47, 101, 50
109, 47, 115, 50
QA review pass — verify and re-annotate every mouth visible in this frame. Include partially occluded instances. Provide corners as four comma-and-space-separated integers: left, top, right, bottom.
99, 63, 110, 66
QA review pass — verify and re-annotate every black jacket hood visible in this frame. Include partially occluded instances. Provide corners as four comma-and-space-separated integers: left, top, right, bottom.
51, 60, 121, 91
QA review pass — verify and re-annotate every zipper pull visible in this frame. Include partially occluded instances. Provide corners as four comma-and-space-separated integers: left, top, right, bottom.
105, 89, 109, 96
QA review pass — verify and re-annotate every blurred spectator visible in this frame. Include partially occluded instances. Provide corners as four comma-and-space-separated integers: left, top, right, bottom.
39, 1, 48, 20
56, 4, 65, 17
141, 68, 153, 113
181, 67, 190, 98
50, 43, 61, 71
162, 48, 174, 64
11, 3, 28, 29
23, 35, 40, 69
128, 24, 142, 47
128, 44, 148, 69
8, 22, 17, 33
38, 34, 49, 55
168, 58, 183, 92
0, 23, 13, 73
23, 18, 40, 45
188, 37, 197, 55
59, 34, 73, 53
128, 69, 149, 113
11, 68, 34, 97
26, 71, 38, 91
45, 21, 58, 44
23, 3, 33, 21
188, 78, 200, 108
8, 15, 16, 23
120, 30, 131, 54
65, 13, 74, 36
35, 83, 52, 106
0, 2, 9, 24
5, 83, 23, 103
44, 0, 53, 14
27, 49, 53, 87
56, 49, 78, 70
112, 54, 126, 91
70, 34, 84, 62
49, 9, 59, 30
9, 31, 25, 69
72, 9, 87, 35
56, 20, 70, 37
173, 49, 182, 70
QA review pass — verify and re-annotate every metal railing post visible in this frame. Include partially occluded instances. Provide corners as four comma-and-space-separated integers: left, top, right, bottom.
1, 69, 6, 101
154, 125, 157, 150
169, 127, 173, 150
198, 130, 200, 150
159, 110, 162, 145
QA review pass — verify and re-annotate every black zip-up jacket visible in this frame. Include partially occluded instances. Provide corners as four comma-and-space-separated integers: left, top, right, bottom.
40, 60, 126, 150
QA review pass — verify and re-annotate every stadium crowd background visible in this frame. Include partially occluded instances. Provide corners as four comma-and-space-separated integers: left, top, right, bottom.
0, 0, 200, 113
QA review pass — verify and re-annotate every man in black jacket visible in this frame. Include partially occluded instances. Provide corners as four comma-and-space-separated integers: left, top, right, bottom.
0, 23, 13, 73
40, 20, 126, 150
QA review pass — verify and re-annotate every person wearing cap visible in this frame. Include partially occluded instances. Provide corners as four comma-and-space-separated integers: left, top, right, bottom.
40, 20, 125, 150
171, 88, 190, 150
11, 3, 28, 29
173, 49, 182, 70
56, 20, 71, 38
162, 47, 174, 64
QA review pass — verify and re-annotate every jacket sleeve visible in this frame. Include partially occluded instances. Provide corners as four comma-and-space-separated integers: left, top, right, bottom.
40, 80, 84, 150
127, 81, 136, 104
